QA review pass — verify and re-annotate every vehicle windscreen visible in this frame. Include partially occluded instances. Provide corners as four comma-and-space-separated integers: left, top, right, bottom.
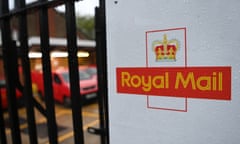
0, 79, 6, 87
61, 72, 70, 82
79, 70, 91, 80
61, 70, 91, 82
85, 68, 97, 76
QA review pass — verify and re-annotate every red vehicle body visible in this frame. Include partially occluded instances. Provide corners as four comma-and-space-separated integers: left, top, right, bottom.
0, 79, 22, 109
31, 68, 98, 106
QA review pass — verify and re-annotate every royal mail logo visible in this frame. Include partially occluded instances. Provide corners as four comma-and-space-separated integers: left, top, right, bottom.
117, 67, 231, 100
153, 34, 179, 61
116, 27, 231, 112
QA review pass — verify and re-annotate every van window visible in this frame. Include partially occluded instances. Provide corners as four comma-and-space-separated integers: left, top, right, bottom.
53, 74, 62, 84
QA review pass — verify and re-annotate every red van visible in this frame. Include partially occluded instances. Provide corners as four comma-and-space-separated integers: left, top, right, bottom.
31, 68, 98, 106
0, 79, 22, 109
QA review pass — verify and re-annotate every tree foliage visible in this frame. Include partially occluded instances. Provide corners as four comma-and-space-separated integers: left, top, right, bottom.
76, 15, 95, 40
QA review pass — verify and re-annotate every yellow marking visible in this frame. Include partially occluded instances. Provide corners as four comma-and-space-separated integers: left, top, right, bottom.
82, 111, 98, 118
5, 109, 70, 134
5, 107, 99, 143
83, 103, 98, 109
45, 119, 99, 144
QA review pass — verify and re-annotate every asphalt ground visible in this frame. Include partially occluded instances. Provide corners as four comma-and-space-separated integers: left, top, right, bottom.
3, 101, 101, 144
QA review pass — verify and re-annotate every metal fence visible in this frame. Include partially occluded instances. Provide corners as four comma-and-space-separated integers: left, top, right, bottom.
0, 0, 108, 144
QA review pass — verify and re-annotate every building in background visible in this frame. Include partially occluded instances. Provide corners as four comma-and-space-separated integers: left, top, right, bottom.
0, 7, 96, 76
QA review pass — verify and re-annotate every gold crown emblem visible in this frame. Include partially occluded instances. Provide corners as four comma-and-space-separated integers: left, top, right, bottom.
152, 34, 179, 61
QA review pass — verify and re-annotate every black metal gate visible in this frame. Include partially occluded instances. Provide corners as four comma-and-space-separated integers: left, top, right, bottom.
0, 0, 108, 144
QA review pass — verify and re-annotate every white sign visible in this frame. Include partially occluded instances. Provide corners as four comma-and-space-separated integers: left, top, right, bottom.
106, 0, 240, 144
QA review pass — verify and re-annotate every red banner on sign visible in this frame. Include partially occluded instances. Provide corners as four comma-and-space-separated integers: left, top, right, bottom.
116, 67, 231, 100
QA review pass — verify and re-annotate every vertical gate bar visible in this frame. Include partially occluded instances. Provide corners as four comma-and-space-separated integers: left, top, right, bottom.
39, 0, 58, 144
15, 0, 38, 144
101, 1, 110, 143
95, 0, 109, 143
0, 86, 7, 144
0, 3, 6, 141
0, 1, 22, 144
65, 1, 84, 144
95, 7, 106, 144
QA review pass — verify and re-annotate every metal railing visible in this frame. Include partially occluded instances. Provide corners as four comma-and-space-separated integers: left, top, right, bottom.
0, 0, 108, 144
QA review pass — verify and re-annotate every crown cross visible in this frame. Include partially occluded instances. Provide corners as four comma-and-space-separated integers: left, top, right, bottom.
152, 34, 179, 62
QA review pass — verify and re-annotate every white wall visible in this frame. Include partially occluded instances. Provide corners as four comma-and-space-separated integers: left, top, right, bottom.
106, 0, 240, 144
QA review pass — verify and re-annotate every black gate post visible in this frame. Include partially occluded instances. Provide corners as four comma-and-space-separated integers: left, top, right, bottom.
65, 1, 84, 144
87, 0, 109, 144
39, 0, 58, 144
95, 0, 109, 144
15, 0, 39, 143
0, 1, 22, 144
